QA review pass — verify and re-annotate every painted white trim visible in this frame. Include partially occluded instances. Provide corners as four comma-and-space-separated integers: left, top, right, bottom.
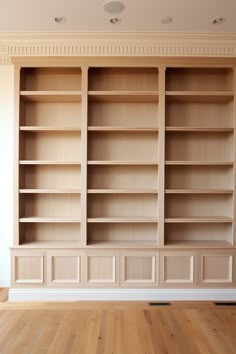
8, 288, 236, 302
1, 32, 236, 64
0, 277, 10, 287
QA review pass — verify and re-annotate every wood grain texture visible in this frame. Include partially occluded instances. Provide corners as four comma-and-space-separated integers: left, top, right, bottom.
0, 290, 236, 354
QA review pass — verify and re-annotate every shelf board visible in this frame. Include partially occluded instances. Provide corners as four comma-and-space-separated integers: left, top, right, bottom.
165, 217, 233, 223
164, 240, 233, 248
165, 161, 234, 166
20, 91, 82, 102
87, 189, 158, 194
19, 217, 81, 223
88, 127, 159, 132
14, 241, 82, 249
165, 189, 233, 194
87, 217, 158, 223
87, 161, 158, 166
19, 189, 81, 194
20, 126, 81, 132
165, 127, 234, 132
86, 240, 158, 248
166, 91, 234, 103
88, 91, 159, 103
19, 161, 81, 165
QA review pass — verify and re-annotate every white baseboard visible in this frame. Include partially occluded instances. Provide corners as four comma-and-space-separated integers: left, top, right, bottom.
8, 288, 236, 302
0, 276, 10, 287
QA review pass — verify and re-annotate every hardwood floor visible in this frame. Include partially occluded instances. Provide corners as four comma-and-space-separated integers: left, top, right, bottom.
0, 289, 236, 354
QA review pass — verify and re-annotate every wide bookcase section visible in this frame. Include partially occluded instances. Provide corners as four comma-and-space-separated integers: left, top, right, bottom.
11, 59, 236, 291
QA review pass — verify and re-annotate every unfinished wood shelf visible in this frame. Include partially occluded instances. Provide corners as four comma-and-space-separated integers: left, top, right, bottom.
11, 61, 236, 290
19, 189, 81, 194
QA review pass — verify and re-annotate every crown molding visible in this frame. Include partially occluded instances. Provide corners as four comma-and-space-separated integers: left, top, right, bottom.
1, 32, 236, 64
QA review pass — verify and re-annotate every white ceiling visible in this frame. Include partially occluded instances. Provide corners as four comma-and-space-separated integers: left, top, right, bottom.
1, 0, 236, 33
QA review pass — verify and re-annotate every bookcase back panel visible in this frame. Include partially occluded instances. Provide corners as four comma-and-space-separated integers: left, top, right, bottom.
166, 102, 233, 128
21, 68, 82, 91
88, 68, 159, 91
88, 132, 158, 161
88, 102, 158, 127
20, 165, 81, 189
88, 194, 158, 218
21, 194, 81, 218
166, 132, 233, 161
166, 68, 233, 91
165, 165, 233, 189
165, 194, 233, 218
165, 223, 232, 243
20, 132, 81, 160
22, 223, 81, 242
22, 102, 81, 127
87, 223, 158, 243
88, 165, 158, 189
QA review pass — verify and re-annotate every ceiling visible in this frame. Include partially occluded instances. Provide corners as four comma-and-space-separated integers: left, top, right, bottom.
0, 0, 236, 33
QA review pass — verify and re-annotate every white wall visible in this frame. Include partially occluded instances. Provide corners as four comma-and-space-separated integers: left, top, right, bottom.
0, 65, 14, 286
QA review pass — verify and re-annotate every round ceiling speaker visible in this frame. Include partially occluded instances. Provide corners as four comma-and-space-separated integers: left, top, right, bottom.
103, 1, 125, 14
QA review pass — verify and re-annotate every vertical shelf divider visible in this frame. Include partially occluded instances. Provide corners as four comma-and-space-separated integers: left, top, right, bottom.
158, 65, 166, 246
80, 66, 89, 247
14, 65, 20, 246
233, 66, 236, 246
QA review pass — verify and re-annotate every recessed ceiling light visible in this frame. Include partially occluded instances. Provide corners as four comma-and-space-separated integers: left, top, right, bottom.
161, 17, 173, 24
110, 17, 121, 24
104, 1, 125, 14
54, 16, 67, 24
212, 17, 225, 25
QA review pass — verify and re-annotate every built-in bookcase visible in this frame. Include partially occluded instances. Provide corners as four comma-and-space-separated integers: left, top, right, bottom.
11, 60, 236, 290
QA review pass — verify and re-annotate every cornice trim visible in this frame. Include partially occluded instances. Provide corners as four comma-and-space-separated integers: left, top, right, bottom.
1, 32, 236, 64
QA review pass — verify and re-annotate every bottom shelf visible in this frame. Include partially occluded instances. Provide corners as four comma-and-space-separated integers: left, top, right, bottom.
165, 223, 233, 246
86, 240, 158, 248
15, 240, 82, 249
19, 223, 81, 244
87, 222, 158, 245
164, 240, 233, 248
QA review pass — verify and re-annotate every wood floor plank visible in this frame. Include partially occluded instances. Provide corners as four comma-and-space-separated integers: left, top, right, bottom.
1, 290, 236, 354
0, 288, 8, 302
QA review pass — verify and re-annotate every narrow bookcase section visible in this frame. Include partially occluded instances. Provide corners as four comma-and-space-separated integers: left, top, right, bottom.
11, 60, 236, 292
18, 67, 82, 247
87, 67, 159, 247
165, 67, 235, 248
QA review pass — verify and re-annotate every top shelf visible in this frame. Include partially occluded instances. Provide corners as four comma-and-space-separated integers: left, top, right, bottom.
88, 67, 159, 92
166, 68, 234, 93
20, 68, 82, 91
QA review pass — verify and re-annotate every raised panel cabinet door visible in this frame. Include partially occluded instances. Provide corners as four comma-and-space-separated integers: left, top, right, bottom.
47, 251, 83, 287
85, 252, 119, 287
120, 252, 158, 287
199, 252, 235, 287
11, 251, 45, 287
160, 252, 197, 287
